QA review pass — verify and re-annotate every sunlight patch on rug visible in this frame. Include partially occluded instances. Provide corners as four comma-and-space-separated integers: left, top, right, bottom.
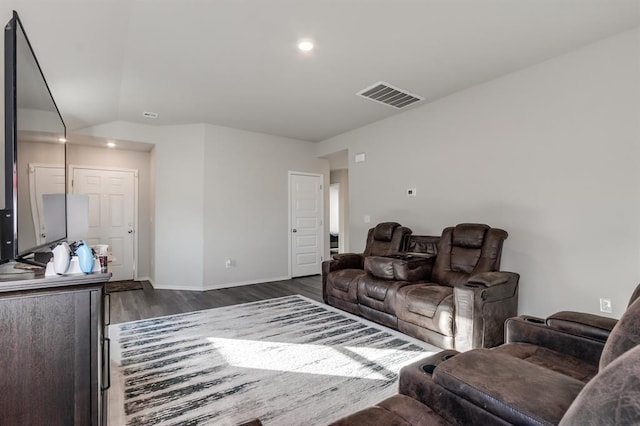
207, 337, 396, 379
109, 295, 438, 425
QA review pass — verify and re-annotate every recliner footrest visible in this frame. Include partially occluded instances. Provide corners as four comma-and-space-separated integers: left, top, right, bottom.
329, 394, 451, 426
433, 349, 584, 425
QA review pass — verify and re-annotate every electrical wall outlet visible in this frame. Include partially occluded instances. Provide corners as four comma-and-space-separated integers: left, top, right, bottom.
225, 259, 232, 268
407, 188, 417, 197
364, 215, 371, 223
599, 298, 612, 313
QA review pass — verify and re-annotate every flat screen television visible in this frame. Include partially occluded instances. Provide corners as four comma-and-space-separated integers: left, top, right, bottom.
2, 11, 67, 265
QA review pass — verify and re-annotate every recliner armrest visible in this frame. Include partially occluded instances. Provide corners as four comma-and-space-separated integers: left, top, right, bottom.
453, 271, 520, 351
455, 271, 519, 303
546, 311, 616, 342
505, 316, 605, 365
466, 271, 510, 288
322, 253, 365, 303
327, 253, 364, 270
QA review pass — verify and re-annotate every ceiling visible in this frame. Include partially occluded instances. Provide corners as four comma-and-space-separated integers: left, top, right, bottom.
2, 0, 639, 142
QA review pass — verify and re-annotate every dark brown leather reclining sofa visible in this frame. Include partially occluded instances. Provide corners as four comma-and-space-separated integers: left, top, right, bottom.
331, 283, 640, 426
323, 222, 412, 315
323, 222, 520, 350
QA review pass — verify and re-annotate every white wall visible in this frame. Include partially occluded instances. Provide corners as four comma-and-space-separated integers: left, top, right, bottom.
79, 122, 206, 289
80, 121, 330, 290
202, 124, 329, 289
66, 144, 152, 279
316, 28, 640, 318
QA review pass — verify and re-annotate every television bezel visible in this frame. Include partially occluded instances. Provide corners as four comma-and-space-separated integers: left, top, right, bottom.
2, 10, 67, 265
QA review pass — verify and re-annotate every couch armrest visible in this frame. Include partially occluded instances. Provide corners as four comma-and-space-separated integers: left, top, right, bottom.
329, 253, 364, 270
505, 315, 605, 366
466, 271, 511, 288
322, 253, 364, 303
453, 271, 519, 351
546, 311, 616, 342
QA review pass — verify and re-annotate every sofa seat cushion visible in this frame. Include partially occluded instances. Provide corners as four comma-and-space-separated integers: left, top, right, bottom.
433, 349, 584, 425
402, 284, 453, 318
491, 342, 598, 382
330, 269, 366, 293
325, 269, 364, 308
395, 284, 455, 338
361, 276, 392, 301
357, 276, 411, 316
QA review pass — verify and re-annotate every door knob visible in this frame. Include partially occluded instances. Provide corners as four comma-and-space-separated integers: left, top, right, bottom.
292, 229, 297, 233
128, 229, 134, 234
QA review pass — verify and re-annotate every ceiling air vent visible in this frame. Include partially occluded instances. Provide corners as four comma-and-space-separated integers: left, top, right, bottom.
357, 81, 423, 109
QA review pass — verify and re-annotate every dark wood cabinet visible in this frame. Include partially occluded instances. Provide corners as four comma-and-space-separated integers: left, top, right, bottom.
0, 272, 110, 425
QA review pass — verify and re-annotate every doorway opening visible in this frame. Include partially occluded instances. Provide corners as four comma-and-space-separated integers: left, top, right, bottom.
329, 183, 340, 255
324, 149, 349, 254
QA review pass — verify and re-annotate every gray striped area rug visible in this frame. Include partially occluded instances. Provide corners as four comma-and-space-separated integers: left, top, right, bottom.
108, 295, 438, 425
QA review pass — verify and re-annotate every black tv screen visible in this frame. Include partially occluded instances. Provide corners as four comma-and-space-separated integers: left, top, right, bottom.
2, 11, 67, 264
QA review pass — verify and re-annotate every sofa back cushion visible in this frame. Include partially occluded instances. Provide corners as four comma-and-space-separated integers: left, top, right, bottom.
432, 224, 507, 287
364, 222, 412, 257
372, 222, 398, 241
627, 283, 640, 307
599, 297, 640, 370
560, 345, 640, 425
403, 235, 440, 256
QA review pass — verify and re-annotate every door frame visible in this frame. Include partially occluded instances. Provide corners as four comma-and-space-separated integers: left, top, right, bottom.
288, 171, 325, 278
68, 164, 140, 280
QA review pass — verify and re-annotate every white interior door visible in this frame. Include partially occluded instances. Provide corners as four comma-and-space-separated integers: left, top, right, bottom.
290, 173, 323, 277
29, 164, 65, 246
72, 167, 136, 281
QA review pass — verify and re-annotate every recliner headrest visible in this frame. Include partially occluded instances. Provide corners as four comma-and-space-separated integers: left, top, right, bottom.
627, 283, 640, 307
373, 222, 401, 241
452, 223, 490, 248
599, 297, 640, 370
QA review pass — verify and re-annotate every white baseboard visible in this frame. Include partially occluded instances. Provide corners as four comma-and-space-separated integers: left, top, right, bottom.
136, 276, 152, 283
203, 276, 291, 291
138, 276, 293, 292
151, 282, 206, 291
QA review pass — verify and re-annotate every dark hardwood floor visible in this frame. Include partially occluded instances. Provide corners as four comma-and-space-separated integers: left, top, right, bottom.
108, 275, 323, 324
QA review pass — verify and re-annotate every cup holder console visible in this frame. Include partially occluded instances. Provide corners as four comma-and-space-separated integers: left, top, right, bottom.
420, 351, 458, 375
464, 283, 481, 288
421, 364, 437, 375
524, 317, 545, 324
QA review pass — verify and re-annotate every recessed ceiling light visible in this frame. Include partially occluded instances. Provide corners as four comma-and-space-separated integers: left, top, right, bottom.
143, 111, 158, 118
298, 40, 314, 52
58, 137, 67, 143
106, 141, 116, 148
